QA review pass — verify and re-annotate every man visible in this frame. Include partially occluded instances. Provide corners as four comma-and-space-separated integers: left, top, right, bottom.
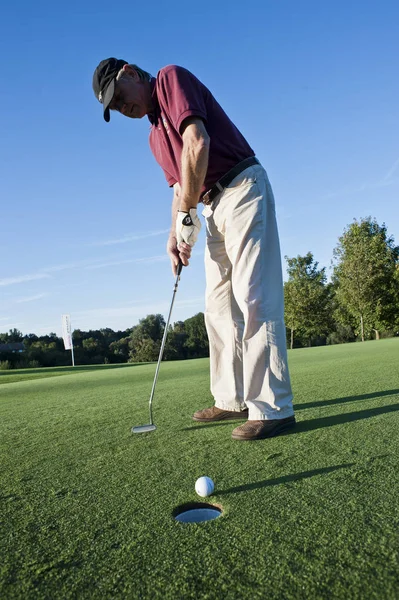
92, 58, 295, 440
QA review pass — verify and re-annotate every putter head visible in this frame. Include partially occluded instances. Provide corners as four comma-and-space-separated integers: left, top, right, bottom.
131, 424, 157, 434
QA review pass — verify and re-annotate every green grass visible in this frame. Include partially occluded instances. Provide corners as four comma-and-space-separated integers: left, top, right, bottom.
0, 363, 142, 385
1, 339, 399, 599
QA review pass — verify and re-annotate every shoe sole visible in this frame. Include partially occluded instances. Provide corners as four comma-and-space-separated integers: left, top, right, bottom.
193, 412, 249, 423
232, 420, 296, 440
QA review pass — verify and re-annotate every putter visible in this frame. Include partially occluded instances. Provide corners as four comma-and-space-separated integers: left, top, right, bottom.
132, 260, 183, 434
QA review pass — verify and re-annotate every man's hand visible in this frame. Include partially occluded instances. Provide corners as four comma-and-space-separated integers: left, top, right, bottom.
167, 235, 192, 275
176, 208, 201, 247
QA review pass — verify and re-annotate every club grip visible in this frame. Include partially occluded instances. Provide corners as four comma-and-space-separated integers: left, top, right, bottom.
177, 260, 183, 276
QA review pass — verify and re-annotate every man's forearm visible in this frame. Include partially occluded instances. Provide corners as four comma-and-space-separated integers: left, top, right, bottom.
170, 185, 180, 237
179, 119, 210, 213
179, 142, 209, 212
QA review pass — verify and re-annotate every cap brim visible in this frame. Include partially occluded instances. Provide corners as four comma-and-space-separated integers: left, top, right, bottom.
102, 79, 115, 122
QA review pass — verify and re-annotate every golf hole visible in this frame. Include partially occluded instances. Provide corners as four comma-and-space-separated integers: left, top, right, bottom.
173, 502, 223, 523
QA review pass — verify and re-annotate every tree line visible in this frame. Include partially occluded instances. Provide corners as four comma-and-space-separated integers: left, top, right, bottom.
0, 313, 209, 369
284, 217, 399, 347
1, 216, 398, 369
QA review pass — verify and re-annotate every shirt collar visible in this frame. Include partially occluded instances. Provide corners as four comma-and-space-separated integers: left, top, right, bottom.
147, 77, 159, 125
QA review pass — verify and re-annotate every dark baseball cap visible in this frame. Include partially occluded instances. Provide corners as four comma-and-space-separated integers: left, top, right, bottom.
92, 58, 128, 122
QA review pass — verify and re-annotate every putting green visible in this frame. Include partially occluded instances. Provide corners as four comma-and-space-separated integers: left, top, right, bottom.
1, 339, 399, 599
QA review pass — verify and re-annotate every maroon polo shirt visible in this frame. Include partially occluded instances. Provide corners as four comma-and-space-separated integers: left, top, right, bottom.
148, 65, 255, 197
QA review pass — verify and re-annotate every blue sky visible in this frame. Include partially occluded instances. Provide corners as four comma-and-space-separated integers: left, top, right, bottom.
1, 0, 398, 336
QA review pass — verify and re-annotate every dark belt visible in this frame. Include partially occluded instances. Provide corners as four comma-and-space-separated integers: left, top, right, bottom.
202, 156, 260, 205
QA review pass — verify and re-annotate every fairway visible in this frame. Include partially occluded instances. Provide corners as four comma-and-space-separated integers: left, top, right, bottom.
1, 339, 399, 599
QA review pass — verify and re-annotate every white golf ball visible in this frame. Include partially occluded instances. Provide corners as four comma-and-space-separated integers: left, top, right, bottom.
195, 476, 214, 498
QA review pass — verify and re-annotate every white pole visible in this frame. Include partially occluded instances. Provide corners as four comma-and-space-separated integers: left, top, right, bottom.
71, 343, 75, 367
70, 316, 75, 367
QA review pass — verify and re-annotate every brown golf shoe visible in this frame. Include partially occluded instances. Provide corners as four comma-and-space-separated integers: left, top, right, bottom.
193, 406, 248, 422
231, 416, 296, 440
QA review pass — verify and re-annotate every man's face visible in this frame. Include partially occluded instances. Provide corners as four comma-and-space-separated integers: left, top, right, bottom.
109, 69, 150, 119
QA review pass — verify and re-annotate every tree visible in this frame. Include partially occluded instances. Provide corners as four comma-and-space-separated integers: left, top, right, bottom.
72, 329, 84, 347
132, 338, 161, 362
284, 253, 333, 348
109, 337, 130, 362
24, 333, 39, 343
132, 314, 165, 342
129, 314, 165, 362
332, 218, 399, 341
183, 313, 209, 358
284, 280, 302, 349
24, 336, 69, 367
6, 328, 24, 343
164, 321, 188, 360
82, 337, 102, 353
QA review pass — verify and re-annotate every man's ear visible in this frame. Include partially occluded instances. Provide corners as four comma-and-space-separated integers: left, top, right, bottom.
122, 64, 140, 81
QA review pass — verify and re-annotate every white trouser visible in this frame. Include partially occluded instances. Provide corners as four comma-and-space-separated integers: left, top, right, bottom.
202, 163, 294, 420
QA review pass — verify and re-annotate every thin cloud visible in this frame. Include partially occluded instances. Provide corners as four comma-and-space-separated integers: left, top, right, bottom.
2, 254, 163, 288
72, 297, 204, 322
29, 325, 58, 335
324, 181, 379, 199
2, 244, 203, 288
176, 297, 205, 307
324, 158, 399, 200
42, 251, 174, 274
43, 258, 110, 272
276, 205, 292, 220
16, 293, 48, 303
85, 255, 167, 270
0, 273, 50, 287
84, 248, 204, 271
90, 229, 170, 247
0, 322, 23, 331
383, 157, 399, 182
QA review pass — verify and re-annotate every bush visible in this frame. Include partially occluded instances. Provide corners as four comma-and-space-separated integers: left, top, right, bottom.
14, 361, 28, 369
326, 324, 356, 345
0, 360, 12, 370
28, 360, 41, 368
378, 330, 397, 339
130, 338, 161, 362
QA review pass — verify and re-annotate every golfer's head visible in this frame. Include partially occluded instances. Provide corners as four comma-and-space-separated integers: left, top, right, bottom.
92, 58, 153, 122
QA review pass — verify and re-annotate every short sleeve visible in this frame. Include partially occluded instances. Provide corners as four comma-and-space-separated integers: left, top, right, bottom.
163, 169, 177, 187
157, 66, 208, 135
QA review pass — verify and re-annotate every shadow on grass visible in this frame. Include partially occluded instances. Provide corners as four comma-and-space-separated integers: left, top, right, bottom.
0, 363, 143, 377
292, 403, 399, 434
296, 389, 399, 411
182, 422, 242, 431
184, 402, 399, 433
217, 464, 354, 495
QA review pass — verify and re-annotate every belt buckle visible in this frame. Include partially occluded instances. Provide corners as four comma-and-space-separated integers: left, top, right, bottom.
203, 180, 226, 205
203, 190, 212, 205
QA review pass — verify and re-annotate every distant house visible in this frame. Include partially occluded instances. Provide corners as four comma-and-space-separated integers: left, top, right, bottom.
0, 343, 25, 353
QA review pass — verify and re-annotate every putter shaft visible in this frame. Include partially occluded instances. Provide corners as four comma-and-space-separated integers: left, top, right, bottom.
148, 262, 183, 424
132, 261, 183, 433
